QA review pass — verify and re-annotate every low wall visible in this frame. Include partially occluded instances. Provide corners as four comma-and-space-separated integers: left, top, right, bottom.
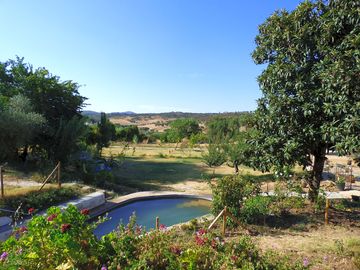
56, 191, 106, 211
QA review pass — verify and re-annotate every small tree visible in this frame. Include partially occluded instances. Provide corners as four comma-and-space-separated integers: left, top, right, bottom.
202, 144, 226, 170
51, 116, 87, 163
96, 112, 116, 154
206, 114, 254, 173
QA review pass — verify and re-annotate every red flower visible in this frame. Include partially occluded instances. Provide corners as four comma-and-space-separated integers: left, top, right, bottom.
80, 208, 90, 215
195, 235, 207, 246
197, 228, 206, 236
47, 214, 57, 222
28, 208, 35, 215
61, 223, 71, 233
18, 226, 27, 233
135, 225, 143, 234
170, 245, 182, 255
159, 224, 167, 230
211, 239, 217, 249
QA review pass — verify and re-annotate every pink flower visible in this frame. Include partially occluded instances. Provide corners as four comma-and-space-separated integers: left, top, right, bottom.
195, 235, 207, 246
159, 224, 167, 231
28, 208, 35, 215
101, 266, 107, 270
196, 228, 206, 236
135, 225, 142, 234
231, 255, 238, 262
80, 208, 90, 215
0, 252, 8, 261
61, 223, 71, 233
47, 214, 57, 222
303, 258, 310, 267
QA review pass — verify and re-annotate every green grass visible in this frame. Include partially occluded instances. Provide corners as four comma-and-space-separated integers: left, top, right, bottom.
111, 158, 206, 191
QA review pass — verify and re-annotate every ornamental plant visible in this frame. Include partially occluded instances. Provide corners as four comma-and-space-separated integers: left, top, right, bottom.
0, 205, 107, 270
0, 205, 307, 270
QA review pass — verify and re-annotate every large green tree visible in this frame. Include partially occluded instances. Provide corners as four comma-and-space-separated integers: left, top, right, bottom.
0, 57, 87, 162
250, 0, 360, 200
163, 118, 201, 144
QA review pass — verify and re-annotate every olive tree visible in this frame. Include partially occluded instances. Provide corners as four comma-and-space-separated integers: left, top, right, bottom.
0, 95, 45, 161
250, 0, 360, 200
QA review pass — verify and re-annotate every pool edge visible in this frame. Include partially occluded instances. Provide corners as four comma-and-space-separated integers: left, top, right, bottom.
90, 191, 212, 220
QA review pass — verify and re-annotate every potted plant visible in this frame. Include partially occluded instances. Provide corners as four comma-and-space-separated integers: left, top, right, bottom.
336, 176, 346, 191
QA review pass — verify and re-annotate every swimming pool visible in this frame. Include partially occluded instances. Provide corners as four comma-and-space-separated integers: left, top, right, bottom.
94, 197, 211, 237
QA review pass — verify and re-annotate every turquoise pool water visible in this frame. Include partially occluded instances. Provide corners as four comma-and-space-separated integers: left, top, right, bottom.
94, 197, 211, 237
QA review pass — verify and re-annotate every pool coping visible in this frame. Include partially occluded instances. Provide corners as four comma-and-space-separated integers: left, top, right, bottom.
89, 191, 212, 219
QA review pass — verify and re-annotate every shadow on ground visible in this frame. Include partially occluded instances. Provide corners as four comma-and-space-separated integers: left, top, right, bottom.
111, 159, 206, 191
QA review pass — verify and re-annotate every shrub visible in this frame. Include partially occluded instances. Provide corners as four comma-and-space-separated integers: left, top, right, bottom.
0, 206, 307, 270
241, 195, 271, 223
210, 174, 260, 225
202, 144, 226, 168
2, 187, 81, 212
0, 205, 106, 269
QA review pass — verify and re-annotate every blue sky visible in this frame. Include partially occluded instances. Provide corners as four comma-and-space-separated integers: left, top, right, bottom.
0, 0, 302, 113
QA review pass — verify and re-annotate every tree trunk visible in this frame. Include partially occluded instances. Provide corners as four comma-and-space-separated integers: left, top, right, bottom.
234, 160, 239, 174
19, 146, 28, 163
308, 147, 326, 202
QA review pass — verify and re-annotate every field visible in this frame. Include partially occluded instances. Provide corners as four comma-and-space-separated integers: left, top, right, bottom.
109, 115, 176, 132
102, 142, 272, 194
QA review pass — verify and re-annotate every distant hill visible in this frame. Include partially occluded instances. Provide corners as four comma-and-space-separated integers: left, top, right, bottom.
82, 110, 249, 122
82, 110, 136, 117
86, 111, 251, 132
82, 110, 136, 121
108, 111, 136, 117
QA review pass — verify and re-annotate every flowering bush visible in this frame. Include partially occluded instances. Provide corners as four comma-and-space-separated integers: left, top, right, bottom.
0, 206, 307, 270
0, 205, 107, 269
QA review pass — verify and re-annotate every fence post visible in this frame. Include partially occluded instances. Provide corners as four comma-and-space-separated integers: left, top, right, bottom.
325, 199, 330, 225
57, 161, 61, 188
222, 206, 227, 237
156, 216, 159, 230
0, 166, 4, 198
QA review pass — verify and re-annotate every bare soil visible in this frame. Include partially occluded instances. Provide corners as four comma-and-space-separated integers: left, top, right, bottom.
110, 115, 176, 132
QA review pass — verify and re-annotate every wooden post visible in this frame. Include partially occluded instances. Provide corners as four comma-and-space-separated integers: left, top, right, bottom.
222, 206, 227, 237
57, 161, 61, 188
156, 216, 159, 230
325, 199, 330, 225
0, 166, 4, 198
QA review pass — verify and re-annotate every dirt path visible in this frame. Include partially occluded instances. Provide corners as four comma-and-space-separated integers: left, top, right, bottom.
254, 225, 360, 270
